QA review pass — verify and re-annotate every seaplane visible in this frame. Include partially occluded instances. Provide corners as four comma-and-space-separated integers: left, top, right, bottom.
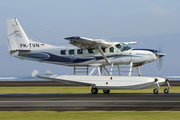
7, 18, 170, 94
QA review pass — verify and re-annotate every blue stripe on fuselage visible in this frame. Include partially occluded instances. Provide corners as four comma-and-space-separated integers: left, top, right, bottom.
43, 52, 95, 63
18, 52, 132, 63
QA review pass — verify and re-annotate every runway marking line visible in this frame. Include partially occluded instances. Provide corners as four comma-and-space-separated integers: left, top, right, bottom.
0, 101, 180, 103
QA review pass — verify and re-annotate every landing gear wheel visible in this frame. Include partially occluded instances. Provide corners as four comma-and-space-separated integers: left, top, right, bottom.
164, 89, 169, 94
91, 88, 98, 94
103, 90, 110, 94
153, 89, 158, 94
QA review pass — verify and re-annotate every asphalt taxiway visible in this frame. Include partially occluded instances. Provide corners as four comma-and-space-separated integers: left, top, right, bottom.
0, 93, 180, 111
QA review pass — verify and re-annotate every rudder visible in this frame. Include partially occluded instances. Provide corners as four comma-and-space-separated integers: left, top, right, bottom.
7, 18, 30, 51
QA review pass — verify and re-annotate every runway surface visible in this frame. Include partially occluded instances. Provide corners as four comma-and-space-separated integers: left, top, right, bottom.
0, 93, 180, 111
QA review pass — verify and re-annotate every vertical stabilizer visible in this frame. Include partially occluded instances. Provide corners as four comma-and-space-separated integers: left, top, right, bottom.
7, 18, 30, 51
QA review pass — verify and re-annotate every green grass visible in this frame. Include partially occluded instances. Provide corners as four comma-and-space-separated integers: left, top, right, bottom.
0, 86, 179, 93
0, 111, 180, 120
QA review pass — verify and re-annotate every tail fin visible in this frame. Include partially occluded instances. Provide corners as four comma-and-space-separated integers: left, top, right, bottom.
7, 18, 30, 51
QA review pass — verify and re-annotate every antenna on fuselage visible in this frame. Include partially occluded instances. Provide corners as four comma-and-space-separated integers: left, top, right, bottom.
56, 41, 61, 46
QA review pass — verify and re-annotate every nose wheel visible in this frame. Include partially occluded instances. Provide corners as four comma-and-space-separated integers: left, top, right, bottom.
164, 80, 170, 94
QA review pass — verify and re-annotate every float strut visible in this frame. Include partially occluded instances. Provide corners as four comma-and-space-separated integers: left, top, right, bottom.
166, 80, 170, 90
129, 62, 133, 76
156, 81, 160, 91
136, 67, 141, 76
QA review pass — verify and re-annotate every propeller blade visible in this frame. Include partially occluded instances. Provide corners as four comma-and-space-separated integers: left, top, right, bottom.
156, 47, 165, 72
156, 57, 164, 72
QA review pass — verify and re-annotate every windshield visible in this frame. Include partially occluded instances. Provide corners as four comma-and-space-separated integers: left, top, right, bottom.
115, 43, 131, 52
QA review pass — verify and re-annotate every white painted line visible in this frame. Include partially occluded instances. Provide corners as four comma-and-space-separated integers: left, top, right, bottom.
0, 100, 179, 103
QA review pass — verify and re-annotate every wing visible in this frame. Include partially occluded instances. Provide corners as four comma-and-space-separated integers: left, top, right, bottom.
64, 36, 111, 49
65, 36, 111, 63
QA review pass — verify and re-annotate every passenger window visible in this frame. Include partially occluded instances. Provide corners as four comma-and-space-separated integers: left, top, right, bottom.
61, 50, 67, 55
101, 48, 106, 53
69, 49, 75, 55
77, 49, 84, 54
109, 47, 118, 53
85, 49, 95, 54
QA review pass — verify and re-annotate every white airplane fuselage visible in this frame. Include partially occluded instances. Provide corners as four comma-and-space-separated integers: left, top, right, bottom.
7, 18, 163, 67
11, 44, 158, 67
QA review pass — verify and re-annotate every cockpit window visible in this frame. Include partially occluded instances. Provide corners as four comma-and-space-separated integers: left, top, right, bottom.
115, 43, 131, 52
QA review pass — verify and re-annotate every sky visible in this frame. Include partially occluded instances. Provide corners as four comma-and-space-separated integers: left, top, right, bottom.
0, 0, 180, 78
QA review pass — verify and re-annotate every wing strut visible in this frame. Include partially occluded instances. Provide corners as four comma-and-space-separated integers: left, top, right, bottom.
97, 45, 110, 63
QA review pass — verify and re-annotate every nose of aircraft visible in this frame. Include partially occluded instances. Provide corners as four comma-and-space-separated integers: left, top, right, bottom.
156, 52, 165, 58
155, 51, 165, 71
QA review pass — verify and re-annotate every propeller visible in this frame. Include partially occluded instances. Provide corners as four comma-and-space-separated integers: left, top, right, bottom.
155, 47, 165, 72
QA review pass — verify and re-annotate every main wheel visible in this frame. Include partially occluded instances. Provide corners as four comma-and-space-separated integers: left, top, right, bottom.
103, 90, 110, 94
153, 89, 158, 94
164, 89, 169, 94
91, 88, 98, 94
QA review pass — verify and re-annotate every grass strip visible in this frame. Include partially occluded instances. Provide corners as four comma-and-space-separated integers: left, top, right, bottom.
0, 86, 178, 93
0, 111, 180, 120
